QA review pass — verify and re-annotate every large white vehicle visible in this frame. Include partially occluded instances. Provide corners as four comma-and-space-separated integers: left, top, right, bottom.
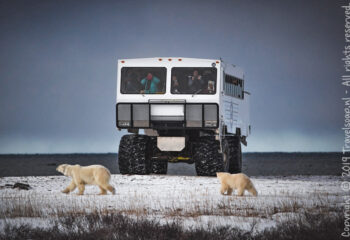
116, 57, 250, 176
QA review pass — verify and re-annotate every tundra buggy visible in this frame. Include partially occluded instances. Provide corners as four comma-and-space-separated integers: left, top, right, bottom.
116, 57, 250, 176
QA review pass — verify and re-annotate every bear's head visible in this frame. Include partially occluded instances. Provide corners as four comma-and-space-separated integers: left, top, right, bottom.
56, 164, 71, 176
216, 172, 229, 181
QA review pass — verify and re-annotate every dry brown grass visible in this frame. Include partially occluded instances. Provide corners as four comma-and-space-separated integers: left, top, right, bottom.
0, 209, 344, 240
0, 190, 339, 221
0, 184, 344, 240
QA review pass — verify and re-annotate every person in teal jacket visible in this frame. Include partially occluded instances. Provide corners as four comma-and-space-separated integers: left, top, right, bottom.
140, 73, 160, 93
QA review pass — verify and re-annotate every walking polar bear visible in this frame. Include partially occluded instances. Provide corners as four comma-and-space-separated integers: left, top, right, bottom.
216, 172, 257, 196
56, 164, 115, 195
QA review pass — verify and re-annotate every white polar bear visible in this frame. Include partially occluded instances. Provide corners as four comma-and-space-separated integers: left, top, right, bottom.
216, 172, 257, 196
56, 164, 115, 195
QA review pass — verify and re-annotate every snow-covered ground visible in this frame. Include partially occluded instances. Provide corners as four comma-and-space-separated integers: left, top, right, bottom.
0, 175, 343, 232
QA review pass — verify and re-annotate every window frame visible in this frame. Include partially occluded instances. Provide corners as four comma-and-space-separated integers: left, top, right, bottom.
120, 67, 167, 95
170, 67, 218, 95
224, 73, 244, 99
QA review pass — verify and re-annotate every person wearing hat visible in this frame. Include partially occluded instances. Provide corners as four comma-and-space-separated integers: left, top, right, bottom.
140, 73, 160, 94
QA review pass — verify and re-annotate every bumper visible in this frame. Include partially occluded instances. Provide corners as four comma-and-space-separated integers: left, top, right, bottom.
116, 102, 219, 129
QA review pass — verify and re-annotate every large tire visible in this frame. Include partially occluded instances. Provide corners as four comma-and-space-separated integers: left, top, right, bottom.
223, 136, 242, 173
151, 161, 168, 174
150, 137, 168, 174
194, 136, 224, 176
118, 135, 152, 175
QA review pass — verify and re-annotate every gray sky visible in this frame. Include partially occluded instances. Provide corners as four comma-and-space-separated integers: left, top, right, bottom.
0, 0, 344, 153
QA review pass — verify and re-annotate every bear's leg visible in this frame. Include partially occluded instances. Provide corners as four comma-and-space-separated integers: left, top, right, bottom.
98, 186, 107, 195
227, 187, 233, 195
247, 185, 258, 196
106, 185, 115, 195
62, 181, 76, 194
245, 182, 258, 196
101, 184, 115, 195
77, 184, 85, 195
237, 188, 245, 196
220, 183, 228, 195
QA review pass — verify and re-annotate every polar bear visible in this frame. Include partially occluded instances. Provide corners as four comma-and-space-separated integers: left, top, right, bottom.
56, 164, 115, 195
216, 172, 257, 196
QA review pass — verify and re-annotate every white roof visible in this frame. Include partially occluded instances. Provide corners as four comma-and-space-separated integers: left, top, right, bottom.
117, 57, 244, 79
118, 57, 220, 63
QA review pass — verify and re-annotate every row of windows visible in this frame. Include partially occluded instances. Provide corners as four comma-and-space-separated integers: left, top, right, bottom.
121, 67, 217, 95
120, 67, 244, 98
224, 74, 244, 99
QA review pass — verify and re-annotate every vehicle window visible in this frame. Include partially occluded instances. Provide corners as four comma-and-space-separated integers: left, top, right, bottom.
171, 67, 217, 94
224, 74, 244, 99
121, 67, 166, 94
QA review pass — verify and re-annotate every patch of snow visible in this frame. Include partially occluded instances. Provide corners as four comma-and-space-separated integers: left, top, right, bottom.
0, 175, 343, 232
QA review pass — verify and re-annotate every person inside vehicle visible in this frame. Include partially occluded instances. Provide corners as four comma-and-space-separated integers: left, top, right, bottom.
124, 71, 140, 93
188, 70, 204, 93
140, 73, 160, 94
171, 75, 181, 93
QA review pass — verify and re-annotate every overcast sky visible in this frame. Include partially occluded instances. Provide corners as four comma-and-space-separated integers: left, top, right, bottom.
0, 0, 344, 153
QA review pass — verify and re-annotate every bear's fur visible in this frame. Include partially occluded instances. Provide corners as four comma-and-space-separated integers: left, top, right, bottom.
56, 164, 115, 195
216, 172, 257, 196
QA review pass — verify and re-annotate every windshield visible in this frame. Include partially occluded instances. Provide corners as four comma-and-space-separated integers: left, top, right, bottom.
171, 67, 217, 94
121, 67, 166, 94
